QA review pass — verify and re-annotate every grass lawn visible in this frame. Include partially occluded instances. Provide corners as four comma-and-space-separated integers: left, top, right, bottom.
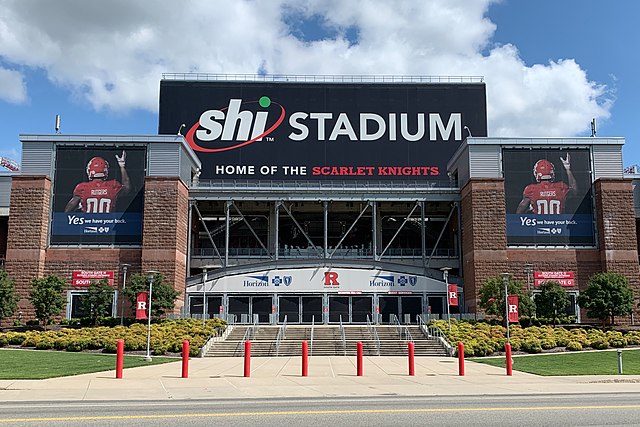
473, 349, 640, 376
0, 348, 177, 379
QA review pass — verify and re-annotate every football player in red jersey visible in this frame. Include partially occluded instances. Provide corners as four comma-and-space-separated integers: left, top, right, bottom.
64, 151, 131, 213
516, 154, 576, 214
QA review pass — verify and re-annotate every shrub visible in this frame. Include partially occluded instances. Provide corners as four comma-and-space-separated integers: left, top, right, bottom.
522, 339, 542, 353
540, 339, 557, 350
566, 341, 583, 351
591, 339, 609, 350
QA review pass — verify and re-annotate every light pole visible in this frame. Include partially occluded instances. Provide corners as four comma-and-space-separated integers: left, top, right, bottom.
524, 263, 533, 292
202, 267, 208, 327
441, 267, 452, 331
119, 263, 130, 326
502, 272, 510, 342
144, 270, 160, 362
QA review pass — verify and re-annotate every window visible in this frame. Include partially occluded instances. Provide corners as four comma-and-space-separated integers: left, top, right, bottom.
66, 291, 116, 319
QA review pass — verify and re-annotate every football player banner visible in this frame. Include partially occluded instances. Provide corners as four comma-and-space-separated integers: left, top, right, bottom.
507, 295, 519, 323
50, 146, 146, 246
136, 292, 149, 320
503, 148, 595, 247
447, 284, 458, 306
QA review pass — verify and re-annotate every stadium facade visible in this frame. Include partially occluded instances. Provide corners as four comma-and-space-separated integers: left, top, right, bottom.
0, 75, 638, 326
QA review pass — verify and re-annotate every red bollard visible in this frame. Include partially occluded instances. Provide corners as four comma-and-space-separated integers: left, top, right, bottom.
458, 342, 465, 376
244, 341, 251, 377
302, 340, 308, 377
357, 341, 363, 376
181, 340, 189, 379
505, 342, 513, 376
408, 341, 415, 376
116, 339, 124, 379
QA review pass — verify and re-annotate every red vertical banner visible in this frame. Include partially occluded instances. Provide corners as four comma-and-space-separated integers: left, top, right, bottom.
507, 295, 519, 323
136, 292, 149, 320
447, 284, 458, 306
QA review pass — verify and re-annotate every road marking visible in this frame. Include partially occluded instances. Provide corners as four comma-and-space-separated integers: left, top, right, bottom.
3, 404, 640, 422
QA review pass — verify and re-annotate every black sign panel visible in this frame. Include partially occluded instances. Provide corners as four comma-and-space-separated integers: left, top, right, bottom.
51, 146, 146, 246
159, 81, 487, 181
504, 148, 595, 246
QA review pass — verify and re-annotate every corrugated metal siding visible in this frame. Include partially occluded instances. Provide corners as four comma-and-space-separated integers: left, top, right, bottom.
0, 176, 12, 208
180, 148, 193, 184
469, 145, 501, 179
592, 145, 623, 180
148, 143, 180, 176
455, 149, 470, 187
21, 141, 54, 175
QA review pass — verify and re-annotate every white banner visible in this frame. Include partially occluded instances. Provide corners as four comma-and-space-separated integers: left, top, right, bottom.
188, 267, 446, 294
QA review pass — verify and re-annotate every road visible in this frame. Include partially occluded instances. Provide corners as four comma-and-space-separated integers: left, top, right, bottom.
0, 393, 639, 426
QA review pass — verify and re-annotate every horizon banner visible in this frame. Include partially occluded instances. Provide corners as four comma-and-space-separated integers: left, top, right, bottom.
507, 295, 519, 323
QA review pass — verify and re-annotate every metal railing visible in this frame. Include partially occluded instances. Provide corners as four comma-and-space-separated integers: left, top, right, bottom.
310, 315, 315, 356
390, 314, 413, 342
366, 315, 381, 356
418, 314, 454, 357
275, 315, 288, 356
163, 73, 484, 84
241, 315, 259, 355
192, 246, 458, 259
339, 315, 347, 356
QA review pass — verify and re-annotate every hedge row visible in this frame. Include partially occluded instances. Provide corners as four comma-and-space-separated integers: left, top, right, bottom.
0, 318, 226, 356
430, 319, 640, 357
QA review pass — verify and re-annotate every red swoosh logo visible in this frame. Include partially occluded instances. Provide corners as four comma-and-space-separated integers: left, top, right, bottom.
186, 102, 285, 153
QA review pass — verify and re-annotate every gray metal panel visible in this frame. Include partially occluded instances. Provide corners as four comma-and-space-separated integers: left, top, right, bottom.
592, 145, 623, 180
21, 141, 54, 175
468, 145, 501, 179
148, 143, 181, 176
180, 148, 194, 184
0, 175, 12, 209
633, 178, 640, 218
455, 149, 470, 187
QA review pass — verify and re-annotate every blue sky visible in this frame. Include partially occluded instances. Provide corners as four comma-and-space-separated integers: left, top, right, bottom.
0, 0, 637, 168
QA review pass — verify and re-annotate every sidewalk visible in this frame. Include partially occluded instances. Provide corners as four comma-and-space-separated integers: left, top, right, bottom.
1, 356, 640, 401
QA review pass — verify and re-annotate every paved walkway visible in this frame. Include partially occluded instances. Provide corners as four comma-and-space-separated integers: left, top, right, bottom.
1, 356, 640, 401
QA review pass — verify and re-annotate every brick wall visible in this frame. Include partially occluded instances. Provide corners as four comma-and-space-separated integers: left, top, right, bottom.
460, 178, 508, 312
594, 179, 640, 321
461, 176, 640, 324
141, 177, 189, 313
4, 176, 51, 324
2, 175, 189, 326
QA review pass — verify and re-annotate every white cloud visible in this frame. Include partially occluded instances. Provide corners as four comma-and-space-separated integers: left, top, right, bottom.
0, 0, 612, 137
0, 67, 26, 103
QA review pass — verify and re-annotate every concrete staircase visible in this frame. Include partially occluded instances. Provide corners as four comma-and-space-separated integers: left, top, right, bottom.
204, 324, 450, 357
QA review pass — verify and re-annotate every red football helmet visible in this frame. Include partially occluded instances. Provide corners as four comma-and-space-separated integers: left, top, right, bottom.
533, 159, 555, 182
86, 157, 109, 180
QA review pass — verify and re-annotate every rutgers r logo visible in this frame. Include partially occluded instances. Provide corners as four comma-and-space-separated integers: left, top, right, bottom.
186, 97, 286, 153
137, 301, 147, 310
324, 271, 339, 286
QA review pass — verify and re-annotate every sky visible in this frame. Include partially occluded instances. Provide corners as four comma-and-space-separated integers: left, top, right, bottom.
0, 0, 637, 169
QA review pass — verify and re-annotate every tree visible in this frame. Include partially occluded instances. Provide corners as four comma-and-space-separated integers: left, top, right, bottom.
29, 275, 67, 329
578, 272, 634, 326
122, 272, 179, 318
534, 281, 569, 326
478, 274, 535, 324
0, 269, 18, 322
80, 279, 115, 326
